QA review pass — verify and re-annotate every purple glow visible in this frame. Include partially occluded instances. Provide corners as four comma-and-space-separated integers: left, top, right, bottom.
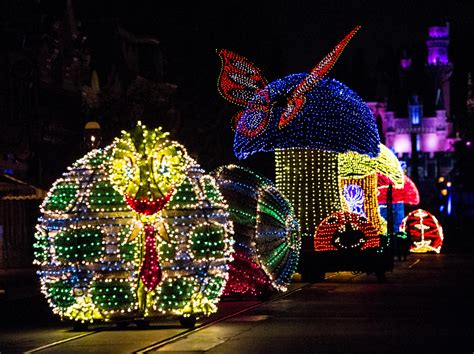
400, 58, 412, 70
428, 48, 449, 65
393, 135, 411, 154
427, 24, 449, 65
429, 26, 449, 38
424, 134, 438, 152
466, 141, 472, 147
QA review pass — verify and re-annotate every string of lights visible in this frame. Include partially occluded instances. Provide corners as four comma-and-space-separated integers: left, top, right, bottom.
314, 211, 380, 252
212, 165, 301, 297
400, 209, 444, 253
34, 124, 233, 324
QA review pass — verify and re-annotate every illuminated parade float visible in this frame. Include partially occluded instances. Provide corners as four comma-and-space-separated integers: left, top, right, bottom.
212, 165, 300, 298
32, 23, 450, 330
216, 26, 406, 280
378, 173, 421, 231
34, 122, 234, 328
400, 209, 444, 253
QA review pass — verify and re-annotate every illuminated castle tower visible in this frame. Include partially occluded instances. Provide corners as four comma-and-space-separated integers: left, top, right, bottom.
467, 73, 474, 118
372, 23, 459, 181
425, 22, 453, 119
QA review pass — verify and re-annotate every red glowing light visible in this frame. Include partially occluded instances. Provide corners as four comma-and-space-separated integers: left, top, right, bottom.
314, 211, 379, 252
124, 189, 174, 215
140, 224, 162, 291
401, 209, 444, 253
279, 25, 361, 128
223, 251, 272, 297
216, 49, 267, 107
377, 174, 420, 205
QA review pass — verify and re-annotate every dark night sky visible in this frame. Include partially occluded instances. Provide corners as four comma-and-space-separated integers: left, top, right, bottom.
5, 0, 474, 174
39, 0, 473, 98
92, 2, 474, 74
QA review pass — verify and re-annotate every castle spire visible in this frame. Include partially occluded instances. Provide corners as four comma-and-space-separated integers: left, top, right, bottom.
468, 72, 474, 115
425, 22, 453, 119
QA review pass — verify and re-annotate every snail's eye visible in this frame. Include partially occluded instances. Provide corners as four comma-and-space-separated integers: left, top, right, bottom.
159, 155, 169, 174
124, 158, 135, 179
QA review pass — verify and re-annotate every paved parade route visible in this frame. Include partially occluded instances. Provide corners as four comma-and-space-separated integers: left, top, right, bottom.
1, 253, 473, 353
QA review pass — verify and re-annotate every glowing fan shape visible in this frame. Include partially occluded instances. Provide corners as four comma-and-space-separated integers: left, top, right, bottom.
212, 165, 301, 297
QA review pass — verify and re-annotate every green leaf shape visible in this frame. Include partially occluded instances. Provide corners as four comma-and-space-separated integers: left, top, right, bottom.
190, 224, 226, 259
89, 181, 127, 211
158, 241, 176, 261
55, 228, 103, 263
167, 177, 198, 208
202, 177, 224, 204
45, 182, 78, 212
118, 227, 139, 263
47, 280, 76, 309
202, 277, 225, 300
157, 278, 197, 311
33, 229, 49, 263
91, 280, 134, 312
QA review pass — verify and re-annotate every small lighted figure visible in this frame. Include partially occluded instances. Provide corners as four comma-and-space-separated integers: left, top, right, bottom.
110, 121, 192, 295
400, 209, 444, 253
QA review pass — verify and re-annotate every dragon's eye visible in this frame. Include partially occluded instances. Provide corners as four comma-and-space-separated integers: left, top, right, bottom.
235, 89, 271, 138
236, 105, 269, 138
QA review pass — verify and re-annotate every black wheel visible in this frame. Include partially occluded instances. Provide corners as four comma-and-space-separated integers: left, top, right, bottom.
135, 319, 150, 329
179, 315, 196, 329
256, 291, 272, 301
116, 321, 130, 329
375, 271, 386, 283
72, 322, 89, 331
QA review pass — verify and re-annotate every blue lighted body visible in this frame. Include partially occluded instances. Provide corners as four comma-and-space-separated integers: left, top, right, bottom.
234, 74, 381, 160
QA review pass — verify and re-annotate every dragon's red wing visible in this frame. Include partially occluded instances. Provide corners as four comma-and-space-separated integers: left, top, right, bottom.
217, 49, 267, 107
279, 25, 361, 129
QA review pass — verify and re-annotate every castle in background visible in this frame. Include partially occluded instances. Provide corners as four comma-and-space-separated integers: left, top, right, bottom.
368, 23, 460, 187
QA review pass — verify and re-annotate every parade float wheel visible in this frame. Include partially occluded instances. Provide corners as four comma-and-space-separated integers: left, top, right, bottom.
179, 315, 197, 329
375, 271, 386, 283
135, 319, 150, 329
72, 322, 89, 331
256, 291, 272, 301
116, 321, 130, 329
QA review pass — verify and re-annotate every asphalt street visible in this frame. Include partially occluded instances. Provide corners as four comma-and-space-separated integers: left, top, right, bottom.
1, 251, 473, 353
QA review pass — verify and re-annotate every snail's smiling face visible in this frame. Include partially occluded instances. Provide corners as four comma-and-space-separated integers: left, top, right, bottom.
111, 122, 192, 215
